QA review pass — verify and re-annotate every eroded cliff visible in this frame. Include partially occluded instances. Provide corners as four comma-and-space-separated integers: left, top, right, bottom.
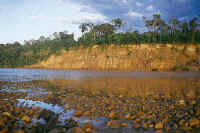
29, 44, 200, 71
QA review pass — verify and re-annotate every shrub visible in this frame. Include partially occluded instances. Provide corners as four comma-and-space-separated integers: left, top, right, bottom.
152, 68, 158, 71
182, 66, 190, 71
101, 47, 104, 52
196, 48, 200, 55
172, 65, 179, 71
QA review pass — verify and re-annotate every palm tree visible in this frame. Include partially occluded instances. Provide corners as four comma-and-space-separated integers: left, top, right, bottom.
79, 23, 88, 40
169, 17, 181, 41
189, 17, 198, 43
87, 23, 95, 40
112, 18, 125, 32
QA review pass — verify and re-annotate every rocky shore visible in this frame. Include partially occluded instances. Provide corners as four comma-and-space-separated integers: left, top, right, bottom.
0, 79, 200, 133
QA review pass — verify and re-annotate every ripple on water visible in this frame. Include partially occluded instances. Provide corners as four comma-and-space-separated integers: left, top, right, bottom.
17, 99, 107, 127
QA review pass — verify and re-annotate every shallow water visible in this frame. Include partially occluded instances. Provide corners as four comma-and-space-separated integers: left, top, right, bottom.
1, 68, 200, 82
0, 68, 200, 133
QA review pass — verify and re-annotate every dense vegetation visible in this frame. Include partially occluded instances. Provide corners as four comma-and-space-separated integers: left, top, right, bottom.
78, 14, 200, 45
0, 14, 200, 67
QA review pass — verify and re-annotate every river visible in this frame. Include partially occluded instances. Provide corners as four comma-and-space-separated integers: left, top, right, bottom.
0, 68, 200, 133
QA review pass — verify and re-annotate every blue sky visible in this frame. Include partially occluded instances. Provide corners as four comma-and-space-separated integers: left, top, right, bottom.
0, 0, 199, 44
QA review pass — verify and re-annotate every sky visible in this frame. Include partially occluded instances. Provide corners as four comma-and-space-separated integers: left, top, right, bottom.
0, 0, 199, 44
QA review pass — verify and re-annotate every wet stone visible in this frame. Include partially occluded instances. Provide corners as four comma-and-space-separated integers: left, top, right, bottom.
155, 121, 164, 129
189, 118, 200, 127
107, 120, 121, 129
74, 111, 83, 117
67, 127, 85, 133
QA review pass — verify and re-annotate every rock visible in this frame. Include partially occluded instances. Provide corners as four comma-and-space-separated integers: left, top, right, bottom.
108, 104, 115, 110
189, 118, 200, 127
0, 128, 9, 133
178, 100, 185, 105
155, 121, 163, 129
179, 119, 185, 126
142, 122, 148, 129
67, 127, 85, 133
155, 130, 163, 133
85, 128, 92, 133
190, 100, 196, 105
119, 95, 123, 98
21, 115, 32, 123
166, 44, 173, 48
74, 111, 83, 117
125, 114, 131, 120
2, 112, 14, 119
83, 111, 90, 116
108, 112, 116, 119
135, 118, 141, 123
0, 120, 4, 126
92, 45, 99, 49
149, 124, 154, 128
133, 123, 140, 129
82, 122, 93, 129
121, 123, 128, 127
48, 129, 59, 133
196, 107, 200, 116
107, 120, 121, 129
14, 130, 24, 133
186, 45, 196, 52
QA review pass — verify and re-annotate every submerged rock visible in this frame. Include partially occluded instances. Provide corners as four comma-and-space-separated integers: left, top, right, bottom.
21, 115, 32, 123
74, 111, 83, 117
155, 121, 164, 129
67, 127, 85, 133
107, 120, 121, 129
189, 118, 200, 127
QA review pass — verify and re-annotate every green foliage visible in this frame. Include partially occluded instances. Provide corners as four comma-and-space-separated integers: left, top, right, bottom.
172, 65, 179, 71
101, 47, 104, 52
182, 66, 191, 71
0, 14, 200, 68
0, 33, 75, 67
196, 47, 200, 55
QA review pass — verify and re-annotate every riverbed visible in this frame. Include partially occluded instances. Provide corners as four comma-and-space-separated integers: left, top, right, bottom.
0, 68, 200, 133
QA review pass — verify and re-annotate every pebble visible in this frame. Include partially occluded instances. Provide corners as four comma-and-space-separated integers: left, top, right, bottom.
21, 115, 32, 123
108, 112, 116, 119
74, 111, 83, 117
67, 127, 85, 133
0, 128, 9, 133
189, 118, 200, 127
155, 121, 163, 129
107, 120, 121, 129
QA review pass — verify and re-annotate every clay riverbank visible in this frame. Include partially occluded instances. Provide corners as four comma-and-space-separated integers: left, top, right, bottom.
29, 44, 200, 72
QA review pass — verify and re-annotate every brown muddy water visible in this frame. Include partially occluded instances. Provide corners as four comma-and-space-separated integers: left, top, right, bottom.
0, 68, 200, 133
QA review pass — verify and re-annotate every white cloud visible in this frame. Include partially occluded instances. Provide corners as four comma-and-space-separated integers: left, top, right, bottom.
50, 1, 108, 40
121, 0, 128, 4
29, 14, 43, 20
128, 10, 143, 18
136, 2, 143, 7
146, 5, 153, 11
177, 0, 188, 2
55, 4, 108, 25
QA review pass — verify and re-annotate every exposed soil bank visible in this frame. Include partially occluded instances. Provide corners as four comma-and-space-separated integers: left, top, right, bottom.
29, 44, 200, 72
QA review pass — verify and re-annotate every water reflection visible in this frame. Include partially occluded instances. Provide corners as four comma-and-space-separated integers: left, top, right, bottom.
0, 68, 200, 82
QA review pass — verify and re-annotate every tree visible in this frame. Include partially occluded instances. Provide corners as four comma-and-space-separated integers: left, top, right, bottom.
189, 17, 198, 43
79, 23, 88, 40
112, 18, 124, 32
